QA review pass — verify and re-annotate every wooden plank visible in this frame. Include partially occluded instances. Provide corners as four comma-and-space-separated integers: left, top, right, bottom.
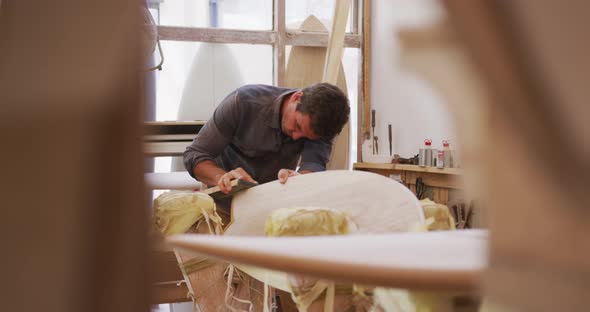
323, 0, 352, 169
323, 0, 352, 83
353, 162, 463, 175
143, 141, 188, 157
356, 0, 367, 161
273, 0, 286, 86
352, 0, 359, 34
144, 134, 195, 141
169, 230, 488, 292
357, 44, 365, 161
144, 121, 206, 126
353, 162, 396, 170
285, 31, 360, 48
158, 24, 361, 48
361, 0, 371, 137
158, 26, 275, 45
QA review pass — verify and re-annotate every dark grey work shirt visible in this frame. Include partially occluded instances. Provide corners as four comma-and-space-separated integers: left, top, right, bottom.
183, 84, 332, 185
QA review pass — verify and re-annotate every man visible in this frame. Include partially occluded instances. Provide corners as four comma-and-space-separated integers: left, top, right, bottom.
183, 83, 350, 194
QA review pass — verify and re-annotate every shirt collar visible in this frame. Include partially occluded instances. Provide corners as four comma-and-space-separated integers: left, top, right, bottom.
268, 89, 297, 129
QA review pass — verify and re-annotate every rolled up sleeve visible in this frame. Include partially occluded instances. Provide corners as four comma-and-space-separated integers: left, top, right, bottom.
183, 90, 240, 178
298, 137, 332, 172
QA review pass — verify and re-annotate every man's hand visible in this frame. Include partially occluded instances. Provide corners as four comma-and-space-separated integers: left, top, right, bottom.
216, 167, 257, 194
278, 169, 302, 184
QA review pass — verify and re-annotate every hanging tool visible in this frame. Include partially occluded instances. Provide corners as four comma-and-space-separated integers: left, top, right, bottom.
415, 177, 426, 200
371, 109, 378, 154
388, 124, 392, 156
451, 201, 474, 229
374, 136, 379, 154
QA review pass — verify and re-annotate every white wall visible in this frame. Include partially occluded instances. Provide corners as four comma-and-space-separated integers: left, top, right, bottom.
369, 0, 457, 158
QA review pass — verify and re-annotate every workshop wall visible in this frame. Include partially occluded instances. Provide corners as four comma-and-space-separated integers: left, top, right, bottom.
369, 0, 458, 159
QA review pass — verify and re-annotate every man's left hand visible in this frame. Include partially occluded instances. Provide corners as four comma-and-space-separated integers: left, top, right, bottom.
278, 169, 300, 184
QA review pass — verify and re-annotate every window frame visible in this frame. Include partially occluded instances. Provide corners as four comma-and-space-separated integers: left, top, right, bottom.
149, 0, 370, 160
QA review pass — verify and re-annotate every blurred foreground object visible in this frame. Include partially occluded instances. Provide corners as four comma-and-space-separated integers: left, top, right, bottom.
153, 191, 222, 236
443, 1, 590, 311
0, 1, 148, 312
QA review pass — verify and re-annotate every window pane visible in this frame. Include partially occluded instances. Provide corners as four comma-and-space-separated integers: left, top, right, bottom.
343, 48, 359, 166
286, 0, 352, 32
155, 41, 273, 121
155, 0, 272, 30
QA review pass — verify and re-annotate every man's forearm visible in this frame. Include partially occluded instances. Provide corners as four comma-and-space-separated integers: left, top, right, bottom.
193, 160, 227, 187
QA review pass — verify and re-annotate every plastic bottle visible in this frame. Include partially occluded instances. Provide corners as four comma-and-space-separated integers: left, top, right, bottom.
436, 149, 444, 168
442, 140, 453, 168
419, 139, 433, 167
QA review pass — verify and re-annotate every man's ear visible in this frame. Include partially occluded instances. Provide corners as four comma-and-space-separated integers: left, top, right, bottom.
292, 91, 303, 102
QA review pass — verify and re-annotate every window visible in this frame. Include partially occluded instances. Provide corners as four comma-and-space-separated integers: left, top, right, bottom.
158, 0, 272, 30
155, 41, 272, 121
146, 0, 366, 171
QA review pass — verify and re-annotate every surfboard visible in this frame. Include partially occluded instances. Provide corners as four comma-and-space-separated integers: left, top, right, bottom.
163, 170, 424, 309
171, 43, 245, 172
166, 171, 488, 292
224, 170, 424, 236
169, 230, 487, 292
285, 15, 350, 170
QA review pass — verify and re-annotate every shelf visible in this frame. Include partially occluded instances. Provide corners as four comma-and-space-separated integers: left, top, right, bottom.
144, 121, 205, 135
353, 162, 463, 175
144, 141, 189, 157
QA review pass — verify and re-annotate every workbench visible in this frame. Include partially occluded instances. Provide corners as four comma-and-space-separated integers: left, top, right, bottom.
352, 162, 463, 205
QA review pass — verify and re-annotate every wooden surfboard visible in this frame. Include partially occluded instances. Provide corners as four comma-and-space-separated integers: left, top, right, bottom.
285, 15, 350, 170
169, 230, 487, 292
171, 43, 245, 172
167, 171, 488, 293
224, 170, 424, 236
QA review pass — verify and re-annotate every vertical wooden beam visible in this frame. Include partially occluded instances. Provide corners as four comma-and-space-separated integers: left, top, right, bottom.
361, 0, 371, 138
322, 0, 352, 84
273, 0, 286, 86
0, 1, 148, 312
357, 0, 368, 161
352, 0, 359, 34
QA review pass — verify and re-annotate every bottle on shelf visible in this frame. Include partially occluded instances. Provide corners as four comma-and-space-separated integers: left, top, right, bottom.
442, 140, 453, 168
419, 139, 433, 167
437, 149, 445, 168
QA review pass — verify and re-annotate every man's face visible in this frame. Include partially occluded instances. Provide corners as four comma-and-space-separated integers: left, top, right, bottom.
282, 110, 319, 141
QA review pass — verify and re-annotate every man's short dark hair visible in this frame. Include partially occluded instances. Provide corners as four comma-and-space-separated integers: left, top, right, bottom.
296, 83, 350, 139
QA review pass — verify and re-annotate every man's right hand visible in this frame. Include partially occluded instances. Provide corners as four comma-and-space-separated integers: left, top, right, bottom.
216, 167, 257, 194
